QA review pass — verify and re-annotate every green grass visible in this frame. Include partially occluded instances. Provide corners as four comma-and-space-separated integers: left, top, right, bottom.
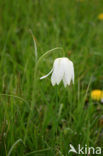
0, 0, 103, 155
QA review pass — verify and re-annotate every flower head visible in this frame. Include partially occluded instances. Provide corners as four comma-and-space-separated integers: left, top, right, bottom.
40, 57, 74, 87
91, 90, 103, 101
98, 13, 103, 20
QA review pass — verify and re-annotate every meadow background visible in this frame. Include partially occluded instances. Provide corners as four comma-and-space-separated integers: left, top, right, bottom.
0, 0, 103, 155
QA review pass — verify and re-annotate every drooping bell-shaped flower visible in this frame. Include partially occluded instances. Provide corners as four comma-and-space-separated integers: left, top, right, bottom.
40, 57, 74, 87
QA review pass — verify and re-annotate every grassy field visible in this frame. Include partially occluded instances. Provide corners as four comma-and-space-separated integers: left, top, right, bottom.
0, 0, 103, 155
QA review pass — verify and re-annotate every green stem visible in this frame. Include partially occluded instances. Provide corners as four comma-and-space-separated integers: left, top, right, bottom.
24, 47, 63, 143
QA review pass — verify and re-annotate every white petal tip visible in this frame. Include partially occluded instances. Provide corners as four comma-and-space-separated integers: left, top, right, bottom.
40, 76, 45, 80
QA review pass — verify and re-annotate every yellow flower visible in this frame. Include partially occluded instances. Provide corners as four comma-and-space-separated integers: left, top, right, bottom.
91, 90, 102, 101
98, 13, 103, 20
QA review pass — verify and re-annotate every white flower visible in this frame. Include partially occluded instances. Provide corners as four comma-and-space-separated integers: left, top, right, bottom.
40, 57, 74, 87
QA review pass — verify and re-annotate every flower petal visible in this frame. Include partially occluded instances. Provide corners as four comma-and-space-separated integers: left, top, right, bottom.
51, 58, 64, 85
40, 68, 53, 80
62, 58, 74, 86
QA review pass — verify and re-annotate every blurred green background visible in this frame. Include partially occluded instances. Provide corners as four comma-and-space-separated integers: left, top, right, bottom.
0, 0, 103, 155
